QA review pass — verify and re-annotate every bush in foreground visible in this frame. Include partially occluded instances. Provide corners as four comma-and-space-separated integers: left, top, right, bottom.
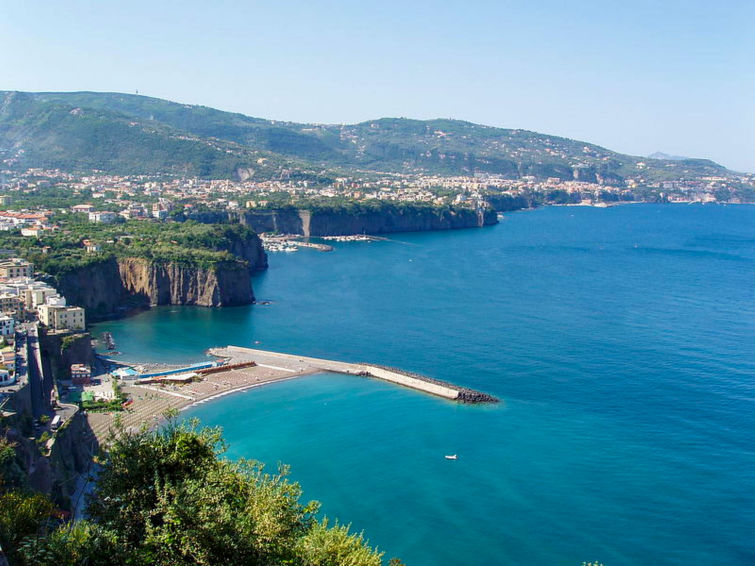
1, 417, 388, 566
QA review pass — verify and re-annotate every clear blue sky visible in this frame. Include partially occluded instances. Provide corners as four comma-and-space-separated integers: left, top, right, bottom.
2, 0, 753, 171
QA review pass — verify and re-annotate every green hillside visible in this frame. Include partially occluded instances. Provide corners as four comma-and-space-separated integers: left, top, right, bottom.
0, 90, 737, 183
0, 92, 305, 178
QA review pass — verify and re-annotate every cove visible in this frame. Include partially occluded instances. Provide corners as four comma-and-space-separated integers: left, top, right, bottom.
95, 204, 755, 565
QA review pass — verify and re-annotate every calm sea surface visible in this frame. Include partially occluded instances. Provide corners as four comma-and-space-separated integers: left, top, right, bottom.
94, 204, 755, 565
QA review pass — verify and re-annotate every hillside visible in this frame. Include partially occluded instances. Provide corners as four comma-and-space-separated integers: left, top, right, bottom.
0, 92, 306, 179
0, 90, 738, 183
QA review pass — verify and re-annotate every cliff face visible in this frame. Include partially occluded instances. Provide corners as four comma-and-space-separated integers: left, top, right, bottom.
484, 194, 536, 212
39, 331, 94, 380
222, 207, 497, 236
54, 230, 266, 319
305, 207, 497, 236
239, 209, 305, 235
220, 231, 269, 270
56, 257, 125, 319
118, 258, 253, 307
2, 410, 97, 507
56, 258, 256, 320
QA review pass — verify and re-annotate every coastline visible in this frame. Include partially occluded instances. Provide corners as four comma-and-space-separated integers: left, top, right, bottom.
180, 372, 316, 411
85, 344, 498, 442
85, 360, 320, 440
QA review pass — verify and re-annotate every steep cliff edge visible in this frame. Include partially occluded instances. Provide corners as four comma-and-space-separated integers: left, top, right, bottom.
50, 227, 267, 320
118, 258, 253, 307
53, 257, 126, 319
187, 205, 496, 236
225, 206, 496, 236
304, 206, 497, 236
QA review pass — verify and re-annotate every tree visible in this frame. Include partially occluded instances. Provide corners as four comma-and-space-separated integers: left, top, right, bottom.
85, 417, 386, 566
0, 490, 55, 564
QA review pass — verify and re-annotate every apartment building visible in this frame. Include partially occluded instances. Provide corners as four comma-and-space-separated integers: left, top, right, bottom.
0, 259, 33, 280
38, 304, 86, 331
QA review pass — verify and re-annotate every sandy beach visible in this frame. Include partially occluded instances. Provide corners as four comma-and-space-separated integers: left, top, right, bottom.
86, 359, 316, 441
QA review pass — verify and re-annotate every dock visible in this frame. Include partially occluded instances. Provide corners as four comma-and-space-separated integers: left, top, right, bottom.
209, 346, 499, 404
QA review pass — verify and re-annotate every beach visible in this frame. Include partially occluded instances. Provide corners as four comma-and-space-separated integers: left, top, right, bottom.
86, 357, 315, 441
87, 344, 496, 442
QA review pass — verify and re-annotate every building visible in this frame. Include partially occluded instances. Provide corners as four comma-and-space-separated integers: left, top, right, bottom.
20, 227, 44, 237
22, 283, 60, 310
0, 316, 14, 337
81, 239, 101, 253
0, 293, 22, 318
0, 258, 33, 280
88, 211, 117, 224
1, 348, 15, 373
70, 364, 92, 385
0, 368, 14, 386
71, 204, 95, 213
37, 304, 86, 331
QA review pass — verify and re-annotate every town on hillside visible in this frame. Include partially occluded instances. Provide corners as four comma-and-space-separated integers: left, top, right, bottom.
0, 165, 752, 238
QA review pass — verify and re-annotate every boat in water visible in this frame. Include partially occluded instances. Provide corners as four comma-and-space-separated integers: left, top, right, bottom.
445, 454, 458, 460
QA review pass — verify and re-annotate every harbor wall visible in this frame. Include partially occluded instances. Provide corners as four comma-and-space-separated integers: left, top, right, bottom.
362, 365, 459, 399
212, 346, 497, 403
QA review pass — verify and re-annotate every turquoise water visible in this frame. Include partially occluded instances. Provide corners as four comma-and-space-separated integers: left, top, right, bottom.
95, 204, 755, 565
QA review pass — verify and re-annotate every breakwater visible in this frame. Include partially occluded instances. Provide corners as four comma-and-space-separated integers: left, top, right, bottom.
209, 346, 499, 404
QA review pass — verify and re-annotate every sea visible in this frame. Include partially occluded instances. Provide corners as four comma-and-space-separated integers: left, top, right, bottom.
93, 204, 755, 565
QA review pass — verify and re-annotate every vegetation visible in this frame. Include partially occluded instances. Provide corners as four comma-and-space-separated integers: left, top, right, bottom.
0, 417, 390, 565
1, 90, 737, 183
77, 382, 128, 413
0, 219, 259, 277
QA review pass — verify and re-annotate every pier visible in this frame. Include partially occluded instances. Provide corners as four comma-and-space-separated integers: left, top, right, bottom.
209, 346, 499, 404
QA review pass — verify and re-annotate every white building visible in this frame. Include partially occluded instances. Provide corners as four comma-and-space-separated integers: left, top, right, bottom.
38, 304, 85, 331
88, 211, 117, 224
0, 315, 14, 337
0, 368, 13, 386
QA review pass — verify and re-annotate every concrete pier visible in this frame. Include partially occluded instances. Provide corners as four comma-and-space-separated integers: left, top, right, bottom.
209, 346, 498, 404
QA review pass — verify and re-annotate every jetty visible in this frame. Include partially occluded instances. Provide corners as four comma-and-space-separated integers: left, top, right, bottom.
208, 346, 498, 404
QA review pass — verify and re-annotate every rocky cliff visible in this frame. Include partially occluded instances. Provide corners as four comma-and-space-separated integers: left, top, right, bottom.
303, 207, 497, 236
39, 330, 95, 381
117, 258, 253, 307
188, 206, 496, 236
53, 230, 266, 320
54, 257, 125, 319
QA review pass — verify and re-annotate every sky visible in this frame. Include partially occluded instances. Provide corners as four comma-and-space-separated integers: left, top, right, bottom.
2, 0, 754, 172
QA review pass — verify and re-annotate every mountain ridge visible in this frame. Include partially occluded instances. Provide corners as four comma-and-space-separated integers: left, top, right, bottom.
0, 90, 741, 183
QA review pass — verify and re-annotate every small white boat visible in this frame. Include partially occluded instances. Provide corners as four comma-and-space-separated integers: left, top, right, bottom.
445, 454, 458, 460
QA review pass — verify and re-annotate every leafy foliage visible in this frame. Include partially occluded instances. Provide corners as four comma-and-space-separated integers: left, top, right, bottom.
0, 490, 55, 563
0, 418, 389, 565
0, 219, 259, 276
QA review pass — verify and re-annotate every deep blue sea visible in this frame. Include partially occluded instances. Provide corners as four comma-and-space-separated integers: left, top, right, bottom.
94, 204, 755, 565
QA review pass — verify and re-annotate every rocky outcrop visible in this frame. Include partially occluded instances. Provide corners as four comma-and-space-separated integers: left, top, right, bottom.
39, 331, 94, 381
188, 206, 496, 236
54, 230, 266, 320
484, 194, 536, 212
219, 230, 269, 270
55, 257, 255, 320
47, 412, 98, 506
55, 257, 125, 319
117, 258, 253, 308
207, 206, 496, 236
304, 207, 497, 236
2, 408, 97, 508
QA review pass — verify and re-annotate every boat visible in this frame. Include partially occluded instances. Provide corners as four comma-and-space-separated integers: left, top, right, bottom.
445, 454, 458, 460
